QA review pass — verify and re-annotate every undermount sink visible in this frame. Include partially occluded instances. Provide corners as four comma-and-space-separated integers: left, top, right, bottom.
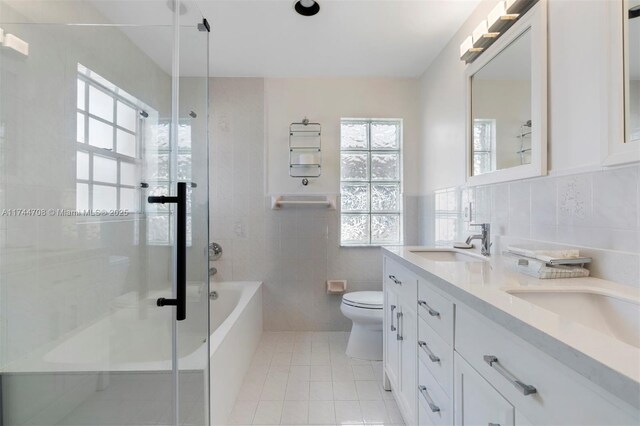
506, 289, 640, 348
409, 249, 486, 263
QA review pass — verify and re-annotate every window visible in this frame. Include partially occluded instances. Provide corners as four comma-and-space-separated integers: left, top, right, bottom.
145, 120, 193, 246
340, 119, 402, 246
472, 119, 496, 175
76, 64, 141, 213
76, 65, 193, 245
434, 188, 459, 245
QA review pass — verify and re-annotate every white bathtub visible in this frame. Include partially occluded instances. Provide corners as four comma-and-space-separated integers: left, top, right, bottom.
209, 281, 263, 425
2, 280, 263, 387
1, 280, 262, 426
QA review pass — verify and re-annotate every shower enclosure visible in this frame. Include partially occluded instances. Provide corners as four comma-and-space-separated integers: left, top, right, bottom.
0, 1, 210, 424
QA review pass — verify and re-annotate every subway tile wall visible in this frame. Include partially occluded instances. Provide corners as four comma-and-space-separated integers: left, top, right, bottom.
210, 78, 419, 331
419, 164, 640, 288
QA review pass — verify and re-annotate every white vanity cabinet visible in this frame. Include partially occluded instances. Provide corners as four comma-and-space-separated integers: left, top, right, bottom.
416, 276, 455, 426
383, 257, 418, 425
454, 352, 514, 426
455, 305, 638, 426
399, 303, 417, 420
384, 287, 400, 387
382, 254, 640, 426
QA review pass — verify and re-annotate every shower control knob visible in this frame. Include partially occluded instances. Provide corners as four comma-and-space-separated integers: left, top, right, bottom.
209, 242, 223, 260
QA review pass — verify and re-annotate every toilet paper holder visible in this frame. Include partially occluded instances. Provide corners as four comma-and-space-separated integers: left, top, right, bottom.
327, 280, 347, 294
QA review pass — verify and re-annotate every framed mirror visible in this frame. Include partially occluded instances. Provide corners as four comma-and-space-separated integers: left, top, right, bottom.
465, 1, 547, 186
605, 0, 640, 165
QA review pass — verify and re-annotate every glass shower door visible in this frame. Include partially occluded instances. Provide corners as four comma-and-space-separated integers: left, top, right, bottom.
175, 15, 211, 426
0, 1, 210, 425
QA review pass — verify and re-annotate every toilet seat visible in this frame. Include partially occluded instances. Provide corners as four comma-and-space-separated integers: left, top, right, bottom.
342, 291, 383, 309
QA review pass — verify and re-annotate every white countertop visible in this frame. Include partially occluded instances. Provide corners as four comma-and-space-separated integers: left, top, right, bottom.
383, 246, 640, 409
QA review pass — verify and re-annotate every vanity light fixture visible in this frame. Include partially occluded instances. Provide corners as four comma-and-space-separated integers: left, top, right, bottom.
505, 0, 536, 15
460, 0, 536, 63
460, 36, 483, 63
472, 20, 500, 49
295, 0, 320, 17
487, 1, 519, 33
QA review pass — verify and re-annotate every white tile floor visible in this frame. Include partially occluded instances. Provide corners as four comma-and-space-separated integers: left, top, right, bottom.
226, 332, 405, 426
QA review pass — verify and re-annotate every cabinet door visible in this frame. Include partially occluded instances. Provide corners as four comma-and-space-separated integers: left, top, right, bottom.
399, 305, 417, 424
455, 353, 514, 426
384, 288, 400, 388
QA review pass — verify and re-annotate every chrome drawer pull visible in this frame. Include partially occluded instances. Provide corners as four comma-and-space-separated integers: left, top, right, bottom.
418, 299, 440, 317
488, 423, 501, 426
390, 305, 396, 331
483, 355, 537, 396
418, 385, 440, 413
396, 311, 403, 341
418, 340, 440, 363
388, 274, 402, 285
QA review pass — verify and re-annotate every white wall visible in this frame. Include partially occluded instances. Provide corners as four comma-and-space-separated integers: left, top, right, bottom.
0, 1, 173, 369
265, 78, 420, 196
419, 0, 615, 194
211, 77, 420, 331
418, 0, 640, 287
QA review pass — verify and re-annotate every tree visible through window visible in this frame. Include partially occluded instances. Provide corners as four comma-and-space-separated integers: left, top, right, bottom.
340, 119, 403, 246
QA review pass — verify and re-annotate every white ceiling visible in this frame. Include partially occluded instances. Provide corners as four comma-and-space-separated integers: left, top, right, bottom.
91, 0, 481, 77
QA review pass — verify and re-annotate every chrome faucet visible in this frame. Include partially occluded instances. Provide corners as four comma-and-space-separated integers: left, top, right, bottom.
209, 242, 223, 260
465, 223, 491, 256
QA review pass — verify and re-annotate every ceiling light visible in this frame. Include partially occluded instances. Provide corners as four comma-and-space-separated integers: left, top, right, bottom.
294, 0, 320, 17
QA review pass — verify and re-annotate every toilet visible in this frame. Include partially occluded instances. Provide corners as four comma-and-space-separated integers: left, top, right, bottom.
340, 291, 384, 361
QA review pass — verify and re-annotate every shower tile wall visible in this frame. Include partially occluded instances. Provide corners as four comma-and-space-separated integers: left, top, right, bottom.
210, 78, 419, 331
418, 164, 640, 288
0, 3, 173, 369
0, 2, 179, 424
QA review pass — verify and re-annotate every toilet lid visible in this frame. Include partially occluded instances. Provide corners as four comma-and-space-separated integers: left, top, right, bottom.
342, 291, 383, 309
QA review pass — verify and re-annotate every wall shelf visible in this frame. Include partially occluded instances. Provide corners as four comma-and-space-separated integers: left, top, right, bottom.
271, 195, 337, 210
290, 121, 321, 179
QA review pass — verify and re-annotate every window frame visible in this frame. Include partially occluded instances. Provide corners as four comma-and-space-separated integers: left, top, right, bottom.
339, 118, 403, 247
76, 67, 142, 214
433, 188, 460, 246
472, 118, 496, 176
144, 119, 193, 247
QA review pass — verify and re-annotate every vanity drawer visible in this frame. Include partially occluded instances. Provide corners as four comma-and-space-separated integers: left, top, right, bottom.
418, 316, 453, 397
418, 358, 452, 426
417, 277, 454, 346
455, 305, 638, 425
384, 256, 417, 303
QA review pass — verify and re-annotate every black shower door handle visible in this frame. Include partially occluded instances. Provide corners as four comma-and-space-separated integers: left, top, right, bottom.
148, 182, 187, 321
